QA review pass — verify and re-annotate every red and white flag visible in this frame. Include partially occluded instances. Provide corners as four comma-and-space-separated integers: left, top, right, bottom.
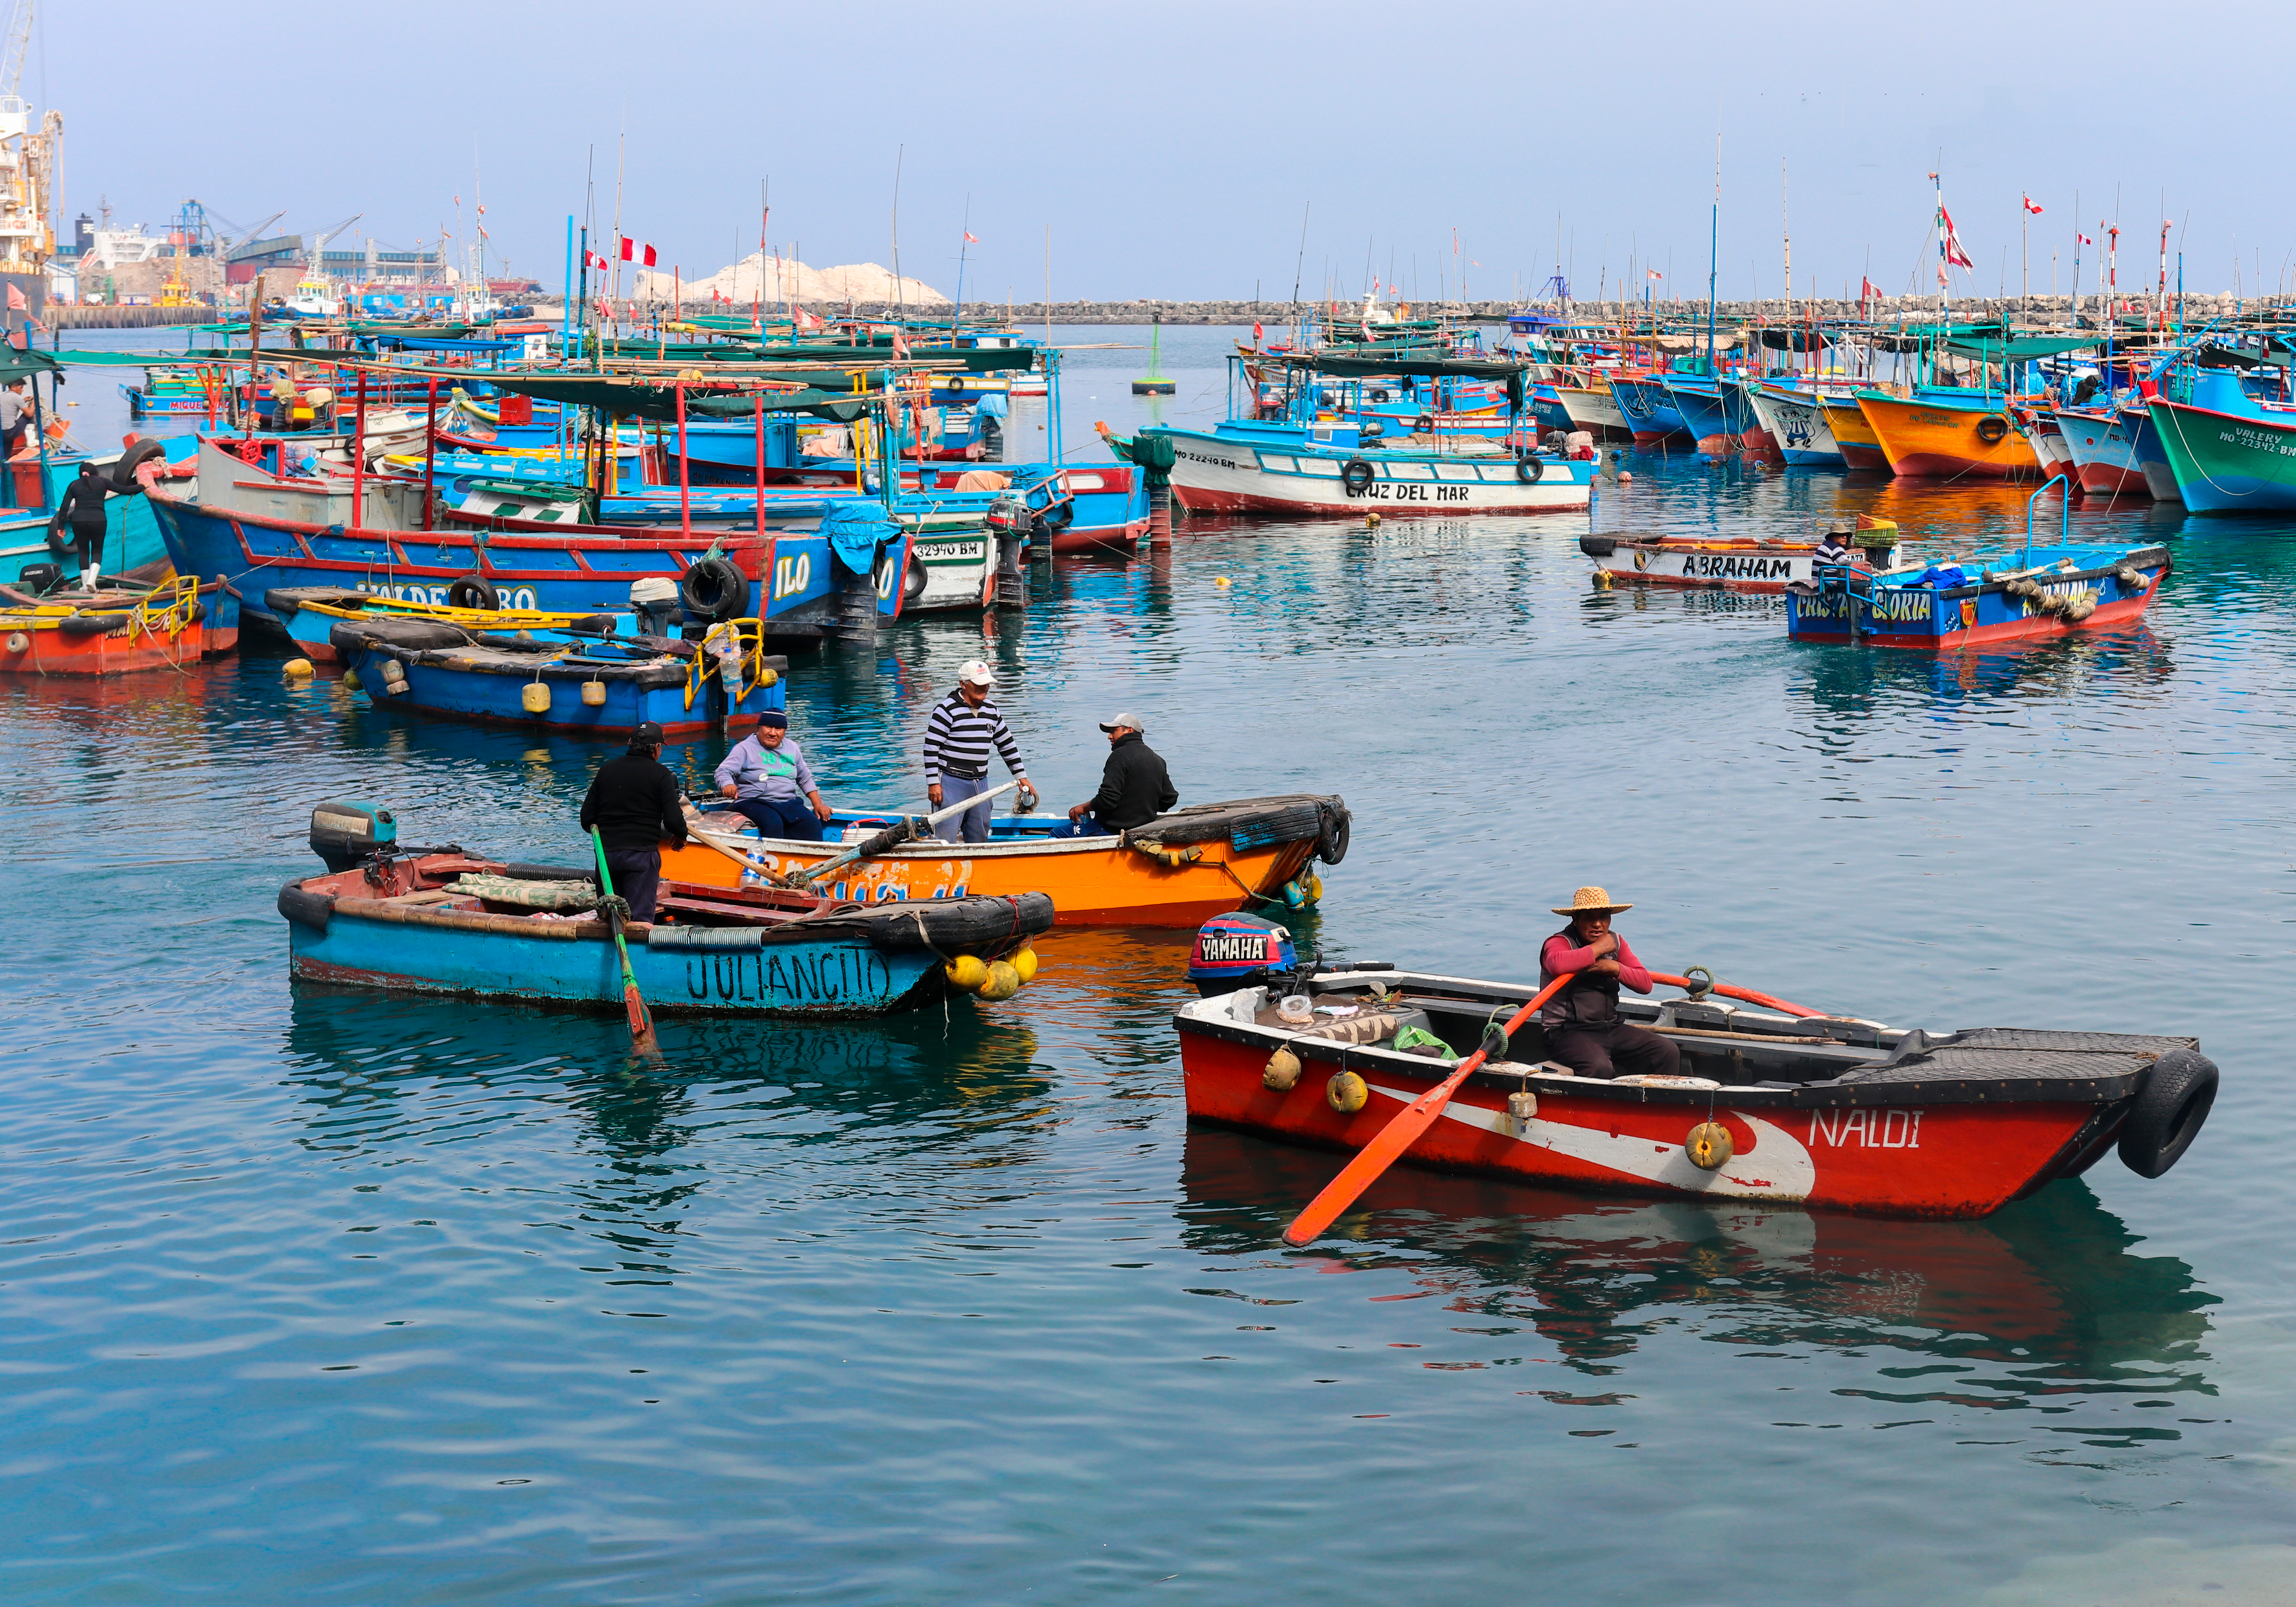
584, 249, 610, 271
1938, 204, 1975, 270
962, 231, 978, 244
2078, 231, 2094, 246
1861, 276, 1882, 303
1251, 319, 1263, 344
2023, 195, 2045, 215
620, 237, 657, 267
1645, 268, 1663, 281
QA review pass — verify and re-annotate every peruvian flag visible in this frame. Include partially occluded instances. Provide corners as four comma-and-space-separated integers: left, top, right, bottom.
1251, 319, 1263, 343
963, 231, 978, 244
2079, 231, 2095, 246
1645, 268, 1663, 280
1861, 276, 1882, 304
584, 249, 610, 270
620, 237, 657, 267
1938, 204, 1975, 270
2023, 195, 2045, 214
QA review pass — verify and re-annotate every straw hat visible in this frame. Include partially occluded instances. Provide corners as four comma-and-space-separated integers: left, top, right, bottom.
1551, 886, 1633, 916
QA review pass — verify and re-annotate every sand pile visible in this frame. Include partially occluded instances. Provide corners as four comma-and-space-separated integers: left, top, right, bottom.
634, 254, 947, 307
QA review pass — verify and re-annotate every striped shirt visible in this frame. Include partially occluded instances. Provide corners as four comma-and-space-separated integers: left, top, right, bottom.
922, 691, 1027, 785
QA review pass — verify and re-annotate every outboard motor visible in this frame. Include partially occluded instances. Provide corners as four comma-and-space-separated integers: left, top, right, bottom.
1188, 912, 1298, 999
629, 575, 679, 637
984, 492, 1032, 537
310, 800, 397, 872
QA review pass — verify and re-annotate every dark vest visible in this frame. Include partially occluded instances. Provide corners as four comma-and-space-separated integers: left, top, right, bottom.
1540, 925, 1621, 1026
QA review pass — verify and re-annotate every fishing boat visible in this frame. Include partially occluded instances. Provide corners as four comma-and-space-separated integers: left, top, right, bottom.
1856, 391, 2045, 480
662, 792, 1351, 927
264, 586, 629, 663
1604, 375, 1691, 445
1546, 373, 1630, 438
2122, 399, 2183, 503
327, 612, 785, 738
2015, 404, 2076, 483
2148, 394, 2296, 513
278, 805, 1054, 1019
0, 572, 231, 673
1743, 382, 1845, 467
2053, 404, 2148, 497
122, 365, 220, 419
1820, 395, 1889, 470
1785, 478, 2167, 648
1173, 955, 2216, 1219
1583, 518, 1901, 594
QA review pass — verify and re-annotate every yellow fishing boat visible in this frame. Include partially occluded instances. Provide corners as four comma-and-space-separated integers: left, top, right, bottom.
1857, 391, 2045, 481
1821, 396, 1888, 471
660, 794, 1351, 927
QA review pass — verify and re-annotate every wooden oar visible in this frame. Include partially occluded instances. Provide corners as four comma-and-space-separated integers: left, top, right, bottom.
788, 781, 1019, 888
590, 826, 657, 1051
1647, 971, 1825, 1021
1282, 973, 1571, 1247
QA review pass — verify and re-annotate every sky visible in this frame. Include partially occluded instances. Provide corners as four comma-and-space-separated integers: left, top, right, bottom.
45, 0, 2296, 305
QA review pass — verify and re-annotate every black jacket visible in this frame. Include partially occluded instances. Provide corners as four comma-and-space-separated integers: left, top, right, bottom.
1088, 733, 1177, 831
581, 752, 689, 853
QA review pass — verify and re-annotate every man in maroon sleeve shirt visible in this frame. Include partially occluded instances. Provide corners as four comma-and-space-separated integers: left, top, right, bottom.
1536, 886, 1682, 1080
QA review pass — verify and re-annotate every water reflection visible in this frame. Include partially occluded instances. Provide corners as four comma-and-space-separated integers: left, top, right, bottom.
1177, 1127, 2216, 1422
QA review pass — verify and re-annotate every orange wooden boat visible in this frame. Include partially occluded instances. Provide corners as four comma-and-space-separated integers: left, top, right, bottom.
0, 574, 233, 675
659, 794, 1351, 927
1858, 392, 2046, 481
1820, 395, 1888, 470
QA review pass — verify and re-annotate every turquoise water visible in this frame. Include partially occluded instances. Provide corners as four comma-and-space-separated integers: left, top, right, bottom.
6, 327, 2296, 1602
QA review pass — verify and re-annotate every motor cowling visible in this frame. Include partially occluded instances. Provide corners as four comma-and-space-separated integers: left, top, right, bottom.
1188, 912, 1297, 998
984, 492, 1032, 535
310, 800, 397, 871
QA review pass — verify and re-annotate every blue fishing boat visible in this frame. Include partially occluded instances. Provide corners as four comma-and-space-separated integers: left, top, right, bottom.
262, 586, 634, 662
279, 805, 1055, 1019
327, 612, 787, 739
1785, 477, 2168, 649
1664, 375, 1730, 443
1603, 375, 1690, 443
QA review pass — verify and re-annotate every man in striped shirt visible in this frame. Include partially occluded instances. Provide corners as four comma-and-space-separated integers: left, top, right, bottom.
923, 660, 1036, 843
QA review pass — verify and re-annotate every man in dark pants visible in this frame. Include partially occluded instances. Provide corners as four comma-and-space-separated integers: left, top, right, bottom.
1061, 711, 1177, 837
579, 720, 688, 923
712, 710, 833, 841
1537, 886, 1682, 1080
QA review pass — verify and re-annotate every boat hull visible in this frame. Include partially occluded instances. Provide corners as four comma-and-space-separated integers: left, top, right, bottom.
1160, 430, 1592, 515
1745, 385, 1845, 467
340, 642, 783, 739
1822, 397, 1888, 470
1605, 376, 1690, 444
1550, 381, 1630, 437
2054, 405, 2148, 497
1786, 548, 2168, 649
1858, 393, 2045, 481
2148, 398, 2296, 514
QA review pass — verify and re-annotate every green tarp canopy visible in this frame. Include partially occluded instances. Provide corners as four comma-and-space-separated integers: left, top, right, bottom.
0, 347, 59, 384
1275, 350, 1527, 410
596, 338, 1034, 372
43, 349, 165, 367
473, 373, 872, 423
1943, 334, 2105, 360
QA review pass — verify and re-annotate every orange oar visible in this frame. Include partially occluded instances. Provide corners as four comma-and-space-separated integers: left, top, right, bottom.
1282, 973, 1570, 1247
1647, 971, 1824, 1021
591, 827, 658, 1051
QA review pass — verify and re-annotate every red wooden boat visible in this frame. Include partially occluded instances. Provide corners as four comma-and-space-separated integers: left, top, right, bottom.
1176, 962, 2216, 1220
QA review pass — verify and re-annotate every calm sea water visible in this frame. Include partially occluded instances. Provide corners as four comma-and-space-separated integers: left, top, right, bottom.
6, 325, 2296, 1603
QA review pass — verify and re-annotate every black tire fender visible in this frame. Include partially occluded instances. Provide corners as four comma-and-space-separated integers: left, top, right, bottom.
110, 437, 168, 494
278, 881, 336, 933
1516, 454, 1545, 483
1975, 413, 2011, 445
1316, 802, 1351, 865
1580, 535, 1618, 558
902, 552, 928, 601
446, 573, 500, 611
2119, 1048, 2218, 1178
679, 555, 747, 623
1340, 459, 1374, 493
57, 611, 133, 636
1413, 413, 1435, 434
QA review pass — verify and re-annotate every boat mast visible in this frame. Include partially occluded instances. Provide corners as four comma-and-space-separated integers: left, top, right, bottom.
1706, 132, 1719, 378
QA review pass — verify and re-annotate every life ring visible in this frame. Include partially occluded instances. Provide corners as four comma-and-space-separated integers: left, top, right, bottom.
1341, 459, 1374, 493
1975, 413, 2010, 444
678, 555, 746, 623
1414, 413, 1435, 435
1515, 454, 1544, 483
2118, 1048, 2218, 1178
446, 573, 500, 611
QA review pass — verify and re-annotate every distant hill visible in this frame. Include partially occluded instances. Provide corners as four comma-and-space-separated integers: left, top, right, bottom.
634, 254, 947, 308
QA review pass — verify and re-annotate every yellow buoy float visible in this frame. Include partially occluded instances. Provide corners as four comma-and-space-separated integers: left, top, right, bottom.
282, 658, 314, 678
1686, 1121, 1734, 1171
1262, 1048, 1302, 1091
945, 954, 989, 991
977, 960, 1022, 1001
1325, 1070, 1368, 1114
1010, 947, 1038, 984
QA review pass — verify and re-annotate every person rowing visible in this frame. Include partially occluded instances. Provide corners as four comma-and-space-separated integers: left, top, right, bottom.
713, 710, 833, 842
1536, 886, 1682, 1081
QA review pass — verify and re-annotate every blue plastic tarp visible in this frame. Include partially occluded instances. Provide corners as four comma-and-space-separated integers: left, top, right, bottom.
818, 500, 901, 573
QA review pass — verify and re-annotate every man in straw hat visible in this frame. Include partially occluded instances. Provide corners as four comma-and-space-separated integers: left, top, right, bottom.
1813, 520, 1857, 567
1536, 887, 1681, 1081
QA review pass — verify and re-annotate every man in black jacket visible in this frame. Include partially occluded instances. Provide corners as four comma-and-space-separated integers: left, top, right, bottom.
1064, 711, 1177, 837
579, 721, 688, 922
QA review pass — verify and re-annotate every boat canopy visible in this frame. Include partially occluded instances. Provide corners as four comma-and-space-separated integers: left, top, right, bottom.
1943, 334, 2106, 361
470, 373, 875, 422
1273, 350, 1528, 409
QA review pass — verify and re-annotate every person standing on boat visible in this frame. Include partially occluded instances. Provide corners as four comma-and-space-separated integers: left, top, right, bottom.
580, 720, 688, 924
1536, 888, 1682, 1081
713, 711, 833, 842
923, 660, 1036, 844
48, 463, 115, 590
0, 379, 27, 509
1059, 712, 1176, 837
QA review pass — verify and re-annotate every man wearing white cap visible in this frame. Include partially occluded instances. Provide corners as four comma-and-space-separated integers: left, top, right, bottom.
923, 660, 1036, 844
1536, 887, 1681, 1080
1061, 711, 1176, 837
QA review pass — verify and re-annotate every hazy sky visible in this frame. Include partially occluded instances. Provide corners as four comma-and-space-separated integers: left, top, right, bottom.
50, 1, 2293, 304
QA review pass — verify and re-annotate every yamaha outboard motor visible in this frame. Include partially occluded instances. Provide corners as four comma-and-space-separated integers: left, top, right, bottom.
1188, 912, 1299, 998
310, 800, 398, 872
629, 575, 680, 638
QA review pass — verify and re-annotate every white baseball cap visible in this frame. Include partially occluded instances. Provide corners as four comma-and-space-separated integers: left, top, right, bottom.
957, 660, 995, 687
